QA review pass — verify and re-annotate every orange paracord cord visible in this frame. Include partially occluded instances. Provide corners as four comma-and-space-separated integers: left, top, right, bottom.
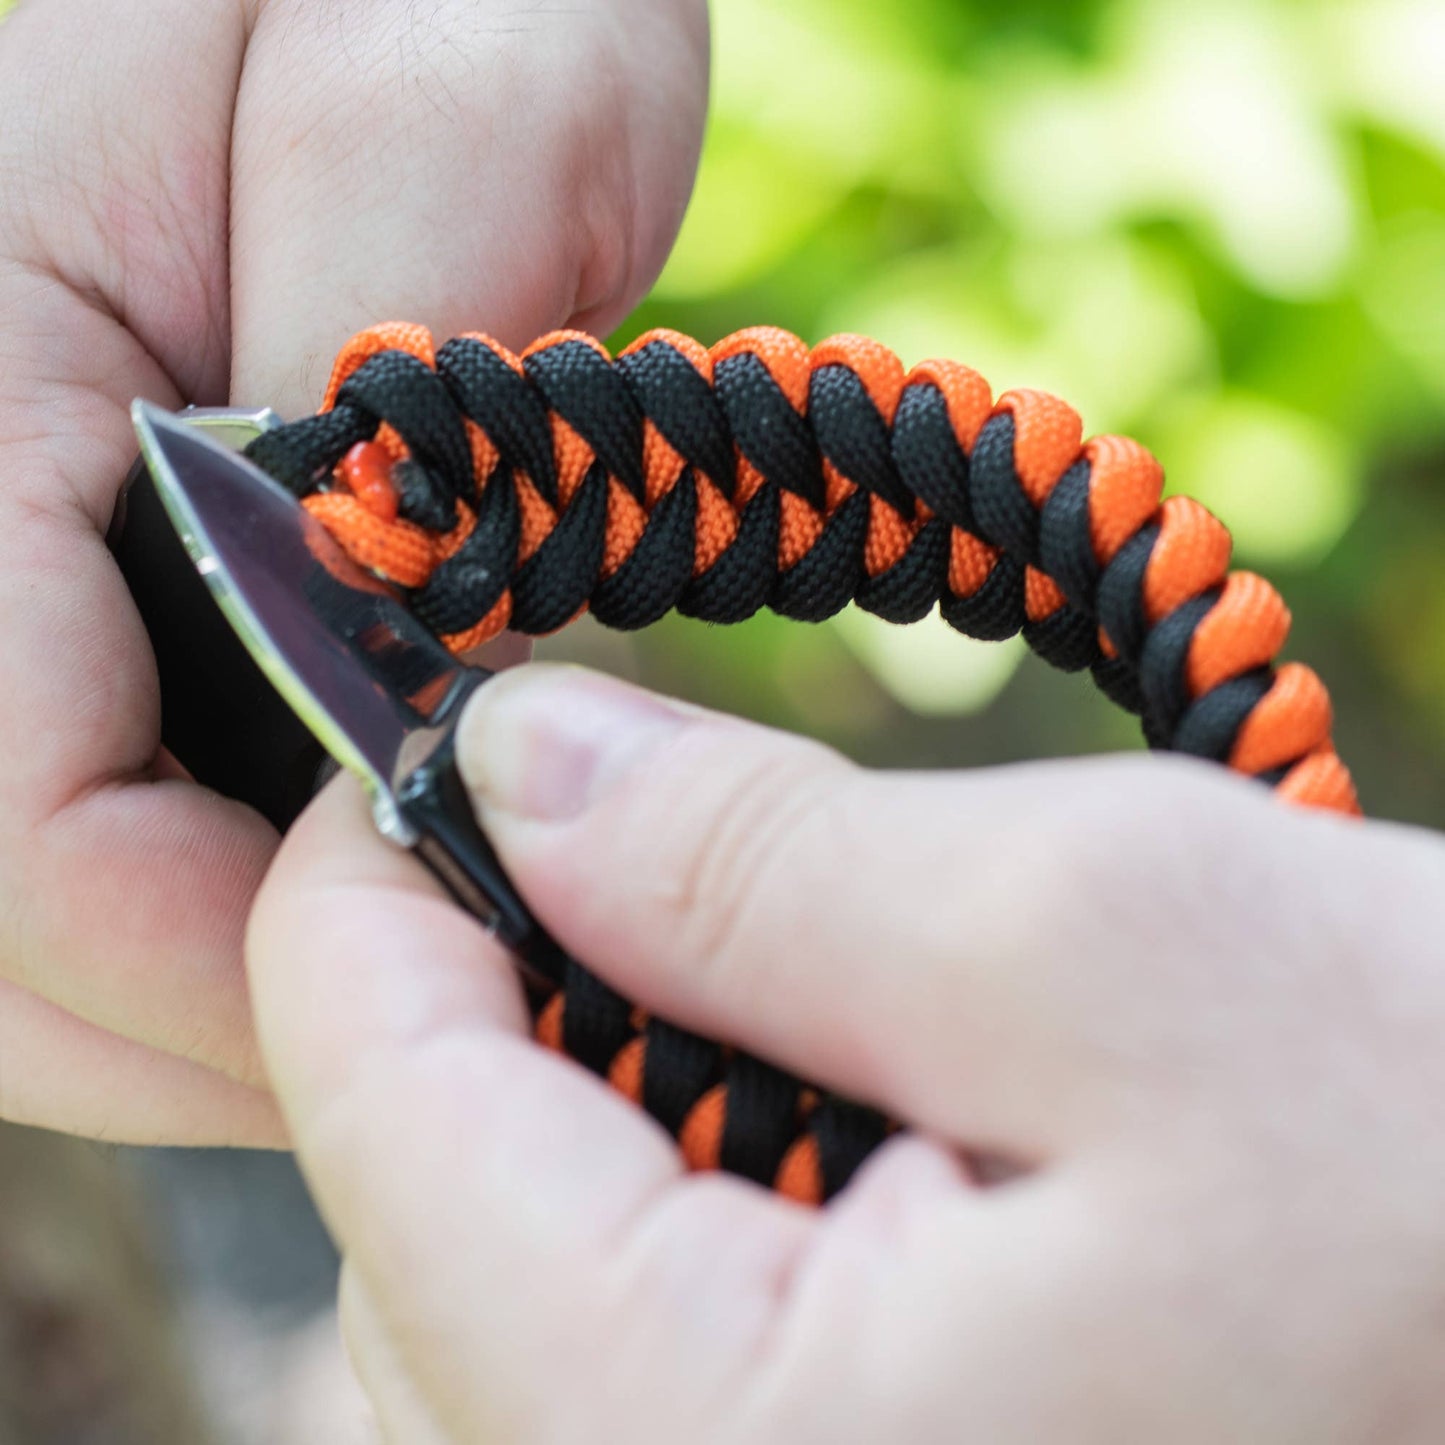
242, 321, 1360, 1203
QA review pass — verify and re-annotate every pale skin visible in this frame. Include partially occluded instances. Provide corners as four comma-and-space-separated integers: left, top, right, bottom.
7, 3, 1445, 1441
250, 669, 1445, 1442
0, 0, 706, 1142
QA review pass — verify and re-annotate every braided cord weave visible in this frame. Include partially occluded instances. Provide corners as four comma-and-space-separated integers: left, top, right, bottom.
246, 321, 1360, 1202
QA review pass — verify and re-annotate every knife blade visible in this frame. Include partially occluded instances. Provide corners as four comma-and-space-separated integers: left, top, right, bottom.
111, 408, 329, 829
130, 400, 566, 991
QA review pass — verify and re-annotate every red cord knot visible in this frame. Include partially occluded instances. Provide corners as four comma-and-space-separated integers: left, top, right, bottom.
337, 440, 400, 523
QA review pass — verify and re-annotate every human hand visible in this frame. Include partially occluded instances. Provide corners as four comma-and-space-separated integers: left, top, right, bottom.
250, 663, 1445, 1442
0, 0, 707, 1143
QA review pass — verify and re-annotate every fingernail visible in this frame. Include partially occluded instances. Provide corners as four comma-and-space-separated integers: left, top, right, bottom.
456, 666, 688, 822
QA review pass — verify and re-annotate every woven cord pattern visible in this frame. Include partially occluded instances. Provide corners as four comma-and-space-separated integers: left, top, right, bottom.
244, 321, 1361, 1202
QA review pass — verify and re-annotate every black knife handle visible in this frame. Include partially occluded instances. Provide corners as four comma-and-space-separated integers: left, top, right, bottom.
111, 455, 329, 830
395, 732, 569, 992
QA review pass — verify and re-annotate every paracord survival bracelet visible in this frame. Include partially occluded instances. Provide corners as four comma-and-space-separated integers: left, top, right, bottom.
245, 321, 1360, 1204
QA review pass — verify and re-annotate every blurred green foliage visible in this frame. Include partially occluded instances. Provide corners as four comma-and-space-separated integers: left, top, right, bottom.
556, 0, 1445, 823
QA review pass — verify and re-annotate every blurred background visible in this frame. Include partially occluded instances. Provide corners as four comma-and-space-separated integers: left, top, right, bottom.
3, 0, 1444, 1438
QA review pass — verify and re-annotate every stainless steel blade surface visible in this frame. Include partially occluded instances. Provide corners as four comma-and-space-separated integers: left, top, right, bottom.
131, 401, 471, 838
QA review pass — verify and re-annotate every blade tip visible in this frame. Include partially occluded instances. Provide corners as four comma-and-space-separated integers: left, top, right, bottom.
130, 396, 172, 444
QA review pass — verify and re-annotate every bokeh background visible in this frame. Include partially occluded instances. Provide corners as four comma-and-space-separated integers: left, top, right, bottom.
593, 0, 1445, 825
3, 0, 1444, 1439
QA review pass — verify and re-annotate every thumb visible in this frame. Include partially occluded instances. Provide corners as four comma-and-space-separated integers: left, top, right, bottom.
456, 664, 1119, 1158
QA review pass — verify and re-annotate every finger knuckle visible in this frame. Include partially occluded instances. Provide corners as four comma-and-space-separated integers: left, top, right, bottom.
1041, 756, 1269, 948
645, 730, 843, 985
